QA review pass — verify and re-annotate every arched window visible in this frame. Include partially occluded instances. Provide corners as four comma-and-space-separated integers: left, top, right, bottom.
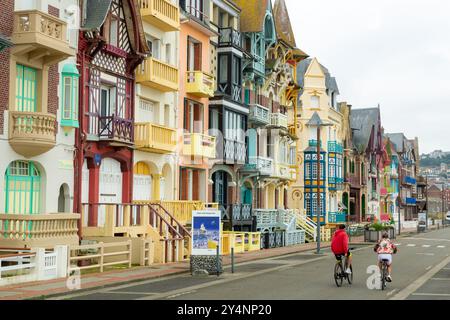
5, 161, 41, 214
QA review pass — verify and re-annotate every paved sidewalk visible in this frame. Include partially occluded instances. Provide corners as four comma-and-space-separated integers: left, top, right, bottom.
0, 241, 343, 300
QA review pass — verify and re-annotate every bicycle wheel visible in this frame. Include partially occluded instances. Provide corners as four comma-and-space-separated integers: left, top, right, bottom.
334, 262, 343, 287
346, 265, 353, 285
381, 263, 387, 291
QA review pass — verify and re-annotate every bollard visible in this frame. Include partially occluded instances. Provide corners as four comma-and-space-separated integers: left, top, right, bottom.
231, 247, 235, 273
216, 245, 220, 277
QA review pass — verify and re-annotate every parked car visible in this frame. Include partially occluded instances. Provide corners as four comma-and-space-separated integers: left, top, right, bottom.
446, 212, 450, 221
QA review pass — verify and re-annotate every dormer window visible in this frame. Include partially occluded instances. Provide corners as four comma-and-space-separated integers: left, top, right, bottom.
311, 95, 319, 108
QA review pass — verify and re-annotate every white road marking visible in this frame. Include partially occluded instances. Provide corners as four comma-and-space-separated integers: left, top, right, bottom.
407, 244, 416, 247
402, 237, 450, 242
411, 293, 450, 297
437, 246, 446, 248
390, 255, 450, 300
431, 278, 450, 281
394, 243, 401, 246
416, 253, 435, 256
166, 291, 196, 299
387, 289, 398, 296
422, 245, 431, 248
425, 266, 433, 271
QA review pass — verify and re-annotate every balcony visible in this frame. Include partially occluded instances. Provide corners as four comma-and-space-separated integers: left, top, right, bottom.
328, 141, 343, 153
224, 139, 246, 164
218, 27, 242, 49
380, 188, 388, 196
183, 133, 216, 158
269, 113, 288, 129
406, 197, 417, 206
12, 10, 75, 64
98, 115, 134, 145
249, 104, 270, 126
0, 213, 80, 249
135, 122, 176, 154
9, 111, 57, 157
308, 140, 322, 148
246, 156, 274, 176
136, 57, 179, 92
274, 163, 295, 181
139, 0, 180, 32
403, 176, 417, 185
185, 71, 214, 98
328, 212, 347, 224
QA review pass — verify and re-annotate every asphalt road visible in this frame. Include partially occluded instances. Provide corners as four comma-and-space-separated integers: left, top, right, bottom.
50, 228, 450, 300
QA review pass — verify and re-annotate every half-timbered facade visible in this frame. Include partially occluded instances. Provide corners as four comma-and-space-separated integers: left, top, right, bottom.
74, 0, 149, 228
207, 0, 247, 225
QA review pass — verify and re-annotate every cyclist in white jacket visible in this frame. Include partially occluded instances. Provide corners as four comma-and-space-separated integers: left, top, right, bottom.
374, 232, 398, 282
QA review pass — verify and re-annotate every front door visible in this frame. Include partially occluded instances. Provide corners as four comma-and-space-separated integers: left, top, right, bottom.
133, 162, 152, 201
99, 158, 122, 226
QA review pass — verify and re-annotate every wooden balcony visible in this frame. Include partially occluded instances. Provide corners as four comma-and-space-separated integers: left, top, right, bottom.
247, 156, 274, 176
185, 71, 214, 98
218, 27, 242, 49
9, 111, 57, 157
269, 113, 288, 129
98, 115, 134, 145
136, 57, 179, 92
135, 122, 176, 154
139, 0, 180, 31
12, 10, 75, 64
183, 133, 216, 158
224, 139, 246, 164
249, 103, 270, 126
0, 213, 80, 249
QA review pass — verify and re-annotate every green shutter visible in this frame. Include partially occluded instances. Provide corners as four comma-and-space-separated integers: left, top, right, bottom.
16, 65, 37, 112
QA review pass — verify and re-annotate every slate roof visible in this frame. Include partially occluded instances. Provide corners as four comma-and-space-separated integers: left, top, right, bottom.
234, 0, 269, 33
297, 58, 339, 94
81, 0, 112, 30
350, 108, 380, 152
273, 0, 296, 48
385, 133, 406, 153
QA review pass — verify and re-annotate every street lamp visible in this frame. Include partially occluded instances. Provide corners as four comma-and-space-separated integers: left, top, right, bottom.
306, 112, 333, 254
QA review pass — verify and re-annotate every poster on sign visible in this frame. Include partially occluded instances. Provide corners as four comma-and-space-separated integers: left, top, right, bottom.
191, 210, 221, 256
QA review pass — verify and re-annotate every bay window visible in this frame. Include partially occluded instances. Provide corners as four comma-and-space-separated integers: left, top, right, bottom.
61, 63, 80, 128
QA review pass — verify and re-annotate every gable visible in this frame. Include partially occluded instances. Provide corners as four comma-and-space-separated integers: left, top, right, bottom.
305, 58, 325, 78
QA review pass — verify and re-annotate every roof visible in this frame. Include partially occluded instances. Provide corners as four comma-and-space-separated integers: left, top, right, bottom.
82, 0, 150, 55
234, 0, 269, 33
350, 108, 380, 152
297, 58, 339, 93
82, 0, 112, 30
273, 0, 296, 48
385, 133, 406, 153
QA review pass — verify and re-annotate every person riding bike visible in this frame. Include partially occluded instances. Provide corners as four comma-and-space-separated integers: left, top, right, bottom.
331, 224, 352, 274
374, 231, 398, 282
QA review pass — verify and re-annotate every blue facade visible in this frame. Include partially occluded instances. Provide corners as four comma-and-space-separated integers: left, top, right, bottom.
304, 151, 326, 225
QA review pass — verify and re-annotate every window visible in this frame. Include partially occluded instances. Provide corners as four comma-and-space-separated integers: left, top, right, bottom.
147, 36, 160, 59
61, 64, 80, 128
187, 37, 202, 71
219, 55, 228, 83
186, 0, 204, 20
184, 100, 203, 133
232, 56, 241, 85
16, 64, 37, 112
110, 16, 119, 47
311, 95, 319, 108
165, 44, 171, 65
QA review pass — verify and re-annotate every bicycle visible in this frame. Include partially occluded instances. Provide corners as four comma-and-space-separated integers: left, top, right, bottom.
334, 248, 353, 287
380, 258, 389, 291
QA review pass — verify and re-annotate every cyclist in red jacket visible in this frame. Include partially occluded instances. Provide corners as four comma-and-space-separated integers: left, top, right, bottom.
331, 224, 352, 274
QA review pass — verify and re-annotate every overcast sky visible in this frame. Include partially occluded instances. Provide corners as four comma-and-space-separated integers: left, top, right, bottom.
285, 0, 450, 154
